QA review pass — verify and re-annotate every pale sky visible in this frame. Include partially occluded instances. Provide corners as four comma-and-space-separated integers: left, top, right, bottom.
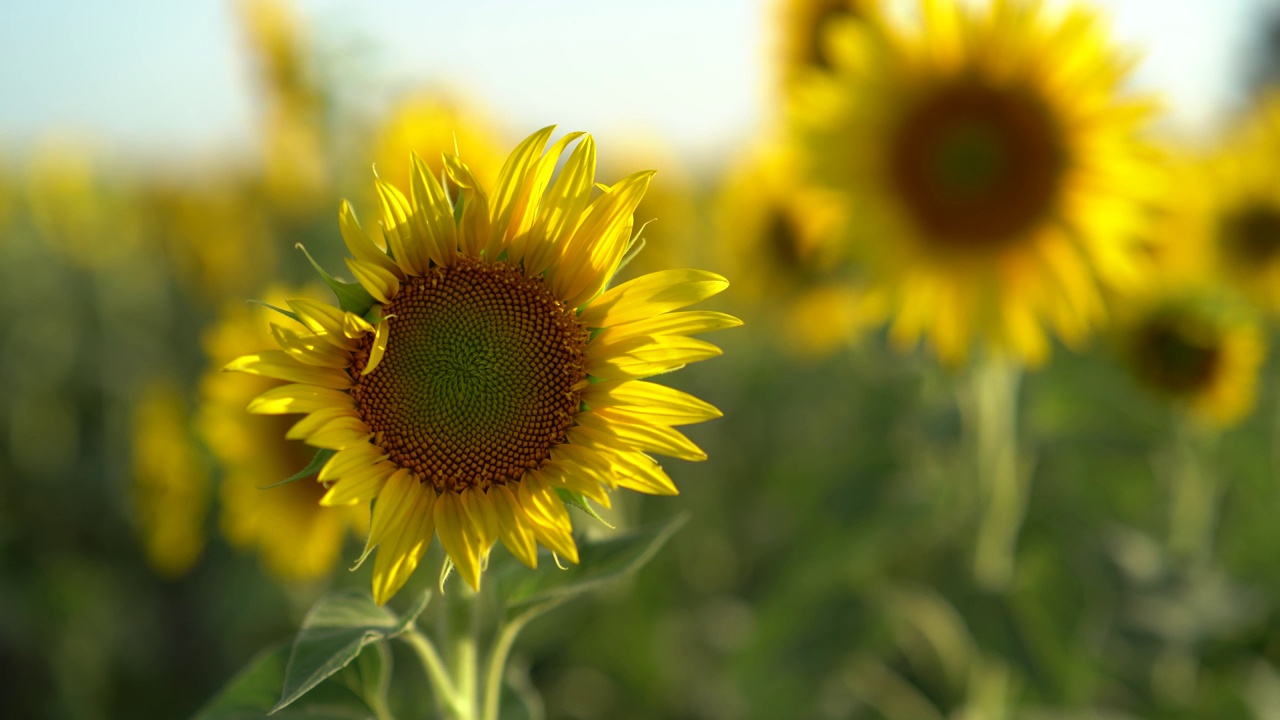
0, 0, 1271, 162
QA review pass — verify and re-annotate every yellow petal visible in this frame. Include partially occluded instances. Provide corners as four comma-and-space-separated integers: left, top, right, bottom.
225, 351, 353, 389
306, 415, 374, 450
270, 323, 351, 368
363, 316, 392, 375
488, 126, 555, 251
339, 200, 403, 278
375, 179, 425, 275
345, 258, 399, 304
288, 299, 358, 350
410, 152, 457, 267
434, 490, 486, 590
554, 171, 654, 305
503, 131, 585, 264
318, 442, 387, 482
248, 383, 356, 415
592, 310, 742, 345
443, 153, 491, 258
286, 406, 361, 441
586, 335, 723, 380
517, 473, 579, 563
576, 410, 707, 462
320, 462, 394, 507
526, 135, 597, 277
370, 470, 438, 604
582, 380, 722, 425
579, 269, 729, 328
489, 484, 539, 568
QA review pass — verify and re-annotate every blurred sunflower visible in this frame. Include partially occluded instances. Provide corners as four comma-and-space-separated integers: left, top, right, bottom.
1120, 295, 1263, 428
792, 0, 1160, 365
231, 128, 738, 602
372, 92, 506, 195
199, 288, 367, 582
714, 145, 881, 357
131, 382, 210, 578
237, 0, 329, 214
778, 0, 870, 84
1179, 94, 1280, 314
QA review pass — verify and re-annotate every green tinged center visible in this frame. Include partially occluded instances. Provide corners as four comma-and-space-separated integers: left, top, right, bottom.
889, 77, 1065, 249
353, 258, 589, 493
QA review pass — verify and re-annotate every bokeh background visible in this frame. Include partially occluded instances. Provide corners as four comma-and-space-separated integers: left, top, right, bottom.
8, 0, 1280, 718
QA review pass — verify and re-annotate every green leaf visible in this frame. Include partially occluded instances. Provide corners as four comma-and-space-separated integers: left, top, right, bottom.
191, 643, 375, 720
554, 488, 614, 529
496, 513, 687, 613
258, 448, 334, 490
271, 589, 431, 714
295, 243, 376, 316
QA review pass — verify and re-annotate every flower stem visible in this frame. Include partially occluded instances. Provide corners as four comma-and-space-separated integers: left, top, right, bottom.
970, 355, 1026, 592
1166, 417, 1218, 564
480, 600, 559, 720
447, 587, 479, 720
403, 626, 461, 718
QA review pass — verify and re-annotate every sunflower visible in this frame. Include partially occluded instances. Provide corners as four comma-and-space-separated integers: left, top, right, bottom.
199, 288, 367, 581
791, 0, 1160, 365
713, 145, 881, 357
1119, 295, 1263, 428
604, 137, 702, 281
778, 0, 871, 85
1179, 93, 1280, 314
230, 128, 738, 602
131, 382, 210, 578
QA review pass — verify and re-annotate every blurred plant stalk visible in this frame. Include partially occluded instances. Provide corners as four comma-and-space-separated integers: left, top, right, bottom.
969, 356, 1026, 592
1165, 417, 1220, 565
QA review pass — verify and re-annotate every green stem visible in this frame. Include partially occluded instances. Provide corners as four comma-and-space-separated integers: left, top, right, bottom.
447, 587, 479, 720
1166, 418, 1218, 564
403, 626, 461, 717
480, 600, 561, 720
971, 355, 1026, 592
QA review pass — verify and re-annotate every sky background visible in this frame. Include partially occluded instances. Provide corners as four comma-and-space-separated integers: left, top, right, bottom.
0, 0, 1271, 163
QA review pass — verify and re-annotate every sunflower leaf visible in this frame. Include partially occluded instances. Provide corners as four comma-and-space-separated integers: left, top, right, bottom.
190, 641, 376, 720
270, 589, 431, 715
258, 448, 334, 489
496, 513, 687, 614
295, 243, 376, 316
554, 488, 614, 529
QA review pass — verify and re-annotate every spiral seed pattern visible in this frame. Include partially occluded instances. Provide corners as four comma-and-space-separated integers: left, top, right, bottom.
351, 258, 589, 493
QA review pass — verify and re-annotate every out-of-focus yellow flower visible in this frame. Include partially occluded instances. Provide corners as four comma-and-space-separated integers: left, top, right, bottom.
198, 287, 367, 582
1158, 94, 1280, 314
131, 382, 210, 578
26, 141, 143, 268
606, 137, 702, 281
1119, 294, 1263, 428
238, 0, 329, 215
144, 177, 277, 303
792, 0, 1161, 365
777, 0, 870, 86
231, 128, 739, 602
373, 92, 506, 195
713, 145, 882, 357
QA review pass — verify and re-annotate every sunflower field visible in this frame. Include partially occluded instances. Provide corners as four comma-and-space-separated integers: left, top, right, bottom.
7, 1, 1280, 718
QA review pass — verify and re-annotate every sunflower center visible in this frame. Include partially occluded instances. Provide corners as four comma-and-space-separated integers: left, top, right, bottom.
352, 258, 589, 493
1219, 204, 1280, 266
889, 78, 1065, 249
1133, 319, 1221, 396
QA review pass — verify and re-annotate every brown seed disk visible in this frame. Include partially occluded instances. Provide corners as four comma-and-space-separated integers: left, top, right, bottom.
350, 257, 589, 493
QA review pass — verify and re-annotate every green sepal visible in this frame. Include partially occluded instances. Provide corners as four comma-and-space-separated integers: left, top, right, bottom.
247, 299, 300, 322
495, 513, 687, 614
452, 192, 465, 225
613, 220, 651, 276
258, 448, 334, 490
554, 488, 614, 529
270, 589, 431, 714
295, 243, 376, 317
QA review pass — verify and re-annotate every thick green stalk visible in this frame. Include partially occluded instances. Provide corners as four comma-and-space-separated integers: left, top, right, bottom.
971, 356, 1025, 592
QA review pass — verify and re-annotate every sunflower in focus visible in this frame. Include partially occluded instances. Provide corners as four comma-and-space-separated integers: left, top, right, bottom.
199, 288, 367, 582
131, 382, 210, 578
1119, 295, 1263, 428
714, 145, 880, 357
792, 0, 1160, 365
231, 128, 738, 602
